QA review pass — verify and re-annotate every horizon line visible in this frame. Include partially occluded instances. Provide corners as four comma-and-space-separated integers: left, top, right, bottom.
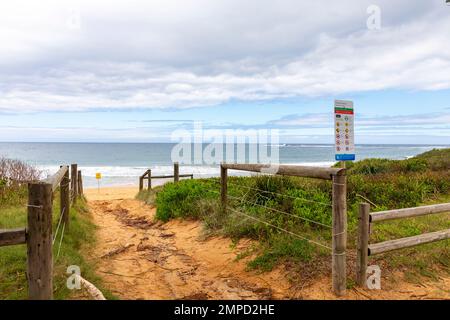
0, 141, 449, 147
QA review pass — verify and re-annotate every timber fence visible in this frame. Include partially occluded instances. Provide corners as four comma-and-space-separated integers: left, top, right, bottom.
0, 164, 84, 300
356, 202, 450, 287
139, 162, 194, 191
216, 163, 348, 296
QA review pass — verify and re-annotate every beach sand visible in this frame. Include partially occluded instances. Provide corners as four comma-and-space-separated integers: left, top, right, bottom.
83, 187, 450, 300
85, 186, 139, 201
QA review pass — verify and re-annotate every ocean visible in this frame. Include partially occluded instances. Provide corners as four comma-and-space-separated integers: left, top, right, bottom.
0, 143, 447, 188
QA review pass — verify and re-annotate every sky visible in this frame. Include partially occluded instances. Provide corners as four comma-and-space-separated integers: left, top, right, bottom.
0, 0, 449, 144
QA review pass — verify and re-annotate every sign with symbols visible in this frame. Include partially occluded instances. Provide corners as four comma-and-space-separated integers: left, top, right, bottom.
334, 100, 355, 161
96, 173, 102, 180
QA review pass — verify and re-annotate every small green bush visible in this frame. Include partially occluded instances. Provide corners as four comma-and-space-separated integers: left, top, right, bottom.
155, 179, 218, 221
0, 158, 40, 207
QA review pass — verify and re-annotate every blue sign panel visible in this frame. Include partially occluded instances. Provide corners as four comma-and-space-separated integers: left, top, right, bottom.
336, 154, 356, 161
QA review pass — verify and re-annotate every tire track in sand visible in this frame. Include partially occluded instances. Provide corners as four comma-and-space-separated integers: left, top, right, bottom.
86, 187, 450, 300
87, 190, 289, 300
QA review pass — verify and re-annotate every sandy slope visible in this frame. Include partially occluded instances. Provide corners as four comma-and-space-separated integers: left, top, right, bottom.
84, 187, 450, 300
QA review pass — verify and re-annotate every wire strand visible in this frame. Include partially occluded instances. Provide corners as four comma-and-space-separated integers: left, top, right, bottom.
226, 182, 332, 207
226, 206, 331, 250
56, 222, 66, 261
204, 188, 332, 229
53, 206, 66, 245
228, 193, 332, 229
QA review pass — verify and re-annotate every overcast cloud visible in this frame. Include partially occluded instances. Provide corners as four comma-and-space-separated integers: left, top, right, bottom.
1, 0, 450, 112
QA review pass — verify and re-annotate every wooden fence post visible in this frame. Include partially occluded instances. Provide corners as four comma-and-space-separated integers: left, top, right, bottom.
77, 171, 83, 197
148, 169, 152, 190
71, 164, 78, 203
332, 173, 347, 296
27, 182, 53, 300
220, 164, 228, 213
60, 166, 70, 231
139, 176, 144, 191
174, 163, 179, 183
357, 203, 370, 287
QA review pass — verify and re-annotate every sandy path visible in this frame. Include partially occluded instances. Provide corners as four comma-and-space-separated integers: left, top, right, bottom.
86, 187, 291, 300
85, 187, 450, 300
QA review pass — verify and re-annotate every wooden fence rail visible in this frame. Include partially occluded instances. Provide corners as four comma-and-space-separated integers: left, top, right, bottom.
356, 202, 450, 287
139, 163, 194, 191
0, 164, 84, 300
151, 174, 194, 179
221, 163, 345, 180
0, 228, 27, 247
368, 229, 450, 255
220, 163, 348, 297
370, 203, 450, 222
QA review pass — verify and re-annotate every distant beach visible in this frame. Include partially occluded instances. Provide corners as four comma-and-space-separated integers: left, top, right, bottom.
0, 142, 447, 187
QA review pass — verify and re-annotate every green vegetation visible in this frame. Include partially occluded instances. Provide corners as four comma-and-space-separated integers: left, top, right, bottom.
0, 159, 114, 300
247, 235, 315, 272
0, 158, 40, 206
138, 149, 450, 282
0, 196, 115, 300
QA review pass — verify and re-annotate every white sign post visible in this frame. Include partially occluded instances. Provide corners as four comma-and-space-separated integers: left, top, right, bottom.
334, 100, 355, 162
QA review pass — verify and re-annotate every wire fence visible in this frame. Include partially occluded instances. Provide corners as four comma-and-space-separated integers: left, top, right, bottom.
194, 176, 335, 251
226, 206, 332, 250
52, 204, 68, 262
55, 170, 85, 261
207, 188, 332, 229
227, 181, 332, 207
53, 207, 65, 245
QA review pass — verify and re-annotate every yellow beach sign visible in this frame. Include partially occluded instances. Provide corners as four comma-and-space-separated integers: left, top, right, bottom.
96, 172, 102, 192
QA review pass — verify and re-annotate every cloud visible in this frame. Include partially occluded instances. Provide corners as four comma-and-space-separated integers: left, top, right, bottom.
2, 111, 449, 143
0, 0, 450, 112
128, 119, 195, 123
269, 112, 450, 128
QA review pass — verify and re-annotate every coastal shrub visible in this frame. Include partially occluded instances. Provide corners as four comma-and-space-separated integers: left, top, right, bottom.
0, 158, 40, 207
347, 158, 396, 175
348, 170, 450, 210
251, 175, 294, 203
196, 198, 225, 231
401, 158, 428, 172
152, 148, 450, 274
288, 188, 332, 227
155, 179, 218, 221
0, 158, 40, 182
346, 157, 429, 175
414, 148, 450, 171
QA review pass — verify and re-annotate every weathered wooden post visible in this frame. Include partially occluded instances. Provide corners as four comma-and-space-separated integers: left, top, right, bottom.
357, 203, 370, 287
60, 166, 70, 231
27, 182, 53, 300
148, 169, 152, 190
71, 164, 78, 203
332, 172, 347, 296
77, 171, 83, 197
220, 164, 228, 214
174, 162, 179, 183
139, 175, 144, 191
